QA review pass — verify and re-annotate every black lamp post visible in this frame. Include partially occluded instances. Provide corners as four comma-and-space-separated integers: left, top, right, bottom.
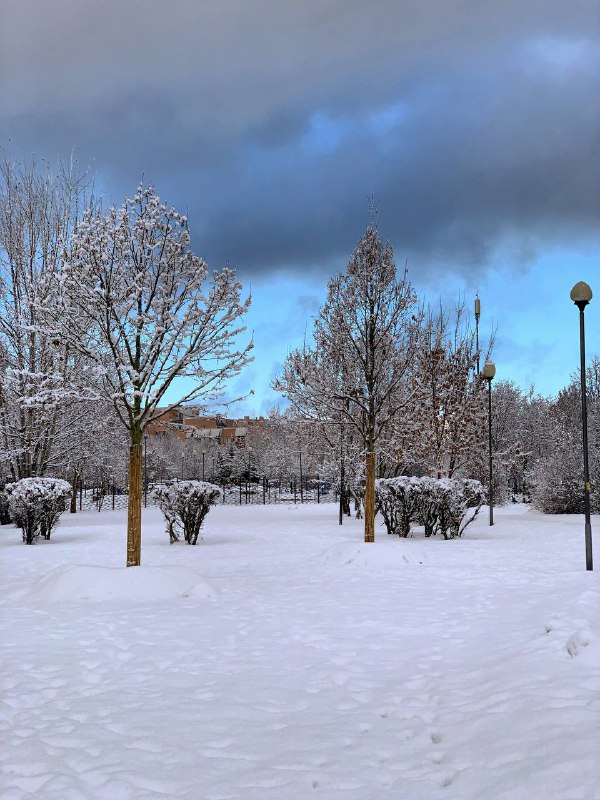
475, 295, 481, 375
570, 281, 594, 571
483, 360, 496, 526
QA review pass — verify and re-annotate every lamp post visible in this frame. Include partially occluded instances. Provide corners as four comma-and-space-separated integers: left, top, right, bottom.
475, 295, 481, 375
570, 281, 594, 571
483, 360, 496, 526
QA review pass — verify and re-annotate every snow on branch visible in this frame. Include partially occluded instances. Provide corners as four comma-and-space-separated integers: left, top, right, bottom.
50, 186, 253, 438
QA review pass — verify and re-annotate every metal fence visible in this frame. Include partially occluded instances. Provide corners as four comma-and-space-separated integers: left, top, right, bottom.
76, 476, 336, 511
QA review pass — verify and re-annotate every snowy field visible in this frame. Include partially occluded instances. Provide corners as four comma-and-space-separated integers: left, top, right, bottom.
1, 503, 599, 800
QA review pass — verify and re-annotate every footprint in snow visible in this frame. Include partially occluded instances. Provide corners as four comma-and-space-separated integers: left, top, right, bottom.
565, 630, 593, 657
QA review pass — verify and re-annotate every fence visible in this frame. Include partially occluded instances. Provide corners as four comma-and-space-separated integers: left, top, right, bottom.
76, 476, 336, 511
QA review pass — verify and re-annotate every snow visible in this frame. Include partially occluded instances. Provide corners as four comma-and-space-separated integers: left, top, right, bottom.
10, 564, 216, 605
1, 503, 598, 800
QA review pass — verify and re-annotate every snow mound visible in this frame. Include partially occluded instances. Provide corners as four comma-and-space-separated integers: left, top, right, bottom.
15, 564, 216, 604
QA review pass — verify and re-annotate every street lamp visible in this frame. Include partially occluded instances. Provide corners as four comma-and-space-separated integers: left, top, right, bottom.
570, 281, 594, 571
483, 359, 496, 526
475, 295, 481, 375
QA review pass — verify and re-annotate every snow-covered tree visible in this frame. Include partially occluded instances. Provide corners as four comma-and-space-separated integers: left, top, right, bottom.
485, 380, 540, 501
276, 223, 420, 542
52, 186, 252, 566
50, 397, 129, 511
530, 359, 599, 514
184, 433, 222, 484
404, 303, 488, 479
144, 429, 222, 486
245, 412, 293, 482
246, 408, 325, 490
212, 442, 247, 484
0, 159, 93, 479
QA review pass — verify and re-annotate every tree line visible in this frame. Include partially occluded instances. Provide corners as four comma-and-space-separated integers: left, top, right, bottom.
1, 159, 596, 559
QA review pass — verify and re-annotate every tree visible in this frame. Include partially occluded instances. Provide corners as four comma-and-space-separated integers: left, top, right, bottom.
245, 409, 294, 482
405, 303, 488, 480
53, 186, 252, 565
0, 159, 93, 479
151, 431, 221, 484
49, 396, 129, 512
276, 223, 419, 542
247, 408, 322, 489
486, 380, 535, 500
530, 358, 599, 514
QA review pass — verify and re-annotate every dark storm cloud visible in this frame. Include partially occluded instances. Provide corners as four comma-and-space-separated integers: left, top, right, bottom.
1, 0, 598, 279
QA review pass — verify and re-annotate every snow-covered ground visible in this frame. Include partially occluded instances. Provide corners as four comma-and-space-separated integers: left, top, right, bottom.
1, 503, 599, 800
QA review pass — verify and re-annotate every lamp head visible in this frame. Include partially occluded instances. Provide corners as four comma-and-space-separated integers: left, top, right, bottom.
483, 360, 496, 381
570, 281, 592, 308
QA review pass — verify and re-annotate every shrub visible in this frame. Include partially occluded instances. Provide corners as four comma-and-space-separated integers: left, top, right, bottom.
153, 480, 221, 545
436, 478, 486, 539
375, 476, 485, 539
375, 476, 422, 537
6, 477, 71, 544
375, 479, 398, 535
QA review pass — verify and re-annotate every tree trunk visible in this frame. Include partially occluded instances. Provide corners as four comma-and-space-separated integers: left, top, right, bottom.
127, 444, 143, 566
364, 450, 375, 543
70, 470, 78, 514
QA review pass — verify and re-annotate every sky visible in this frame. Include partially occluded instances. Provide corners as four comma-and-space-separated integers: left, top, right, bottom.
1, 1, 598, 415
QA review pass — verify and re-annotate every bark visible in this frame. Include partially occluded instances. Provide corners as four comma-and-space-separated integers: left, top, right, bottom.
364, 449, 375, 543
127, 443, 142, 566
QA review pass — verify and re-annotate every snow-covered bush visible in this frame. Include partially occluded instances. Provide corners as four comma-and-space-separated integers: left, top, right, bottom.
375, 479, 397, 535
6, 477, 71, 544
375, 476, 422, 537
153, 481, 221, 545
435, 478, 486, 538
376, 476, 484, 539
413, 477, 441, 537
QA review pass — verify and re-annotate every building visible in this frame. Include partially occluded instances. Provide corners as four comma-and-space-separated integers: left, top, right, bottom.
147, 406, 264, 446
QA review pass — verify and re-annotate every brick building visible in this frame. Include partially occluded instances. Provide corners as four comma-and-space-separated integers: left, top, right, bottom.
147, 406, 263, 446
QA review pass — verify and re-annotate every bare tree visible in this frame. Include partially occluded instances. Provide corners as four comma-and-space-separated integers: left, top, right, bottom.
53, 186, 252, 566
